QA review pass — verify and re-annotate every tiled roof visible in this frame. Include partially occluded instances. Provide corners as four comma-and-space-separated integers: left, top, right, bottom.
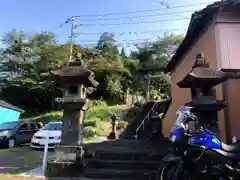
165, 0, 235, 73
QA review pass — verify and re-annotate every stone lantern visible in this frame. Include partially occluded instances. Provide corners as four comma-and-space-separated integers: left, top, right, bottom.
45, 58, 98, 177
108, 113, 118, 140
177, 53, 232, 135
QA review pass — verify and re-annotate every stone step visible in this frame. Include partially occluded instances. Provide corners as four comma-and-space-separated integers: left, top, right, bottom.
81, 179, 129, 180
84, 169, 157, 180
85, 159, 161, 170
93, 150, 166, 161
85, 139, 170, 149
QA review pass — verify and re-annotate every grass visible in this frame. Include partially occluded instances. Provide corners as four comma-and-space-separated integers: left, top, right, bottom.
0, 147, 23, 155
22, 104, 127, 123
22, 103, 127, 138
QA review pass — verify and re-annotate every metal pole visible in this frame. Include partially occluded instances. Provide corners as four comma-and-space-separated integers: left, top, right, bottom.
69, 17, 76, 62
42, 132, 49, 173
146, 74, 151, 101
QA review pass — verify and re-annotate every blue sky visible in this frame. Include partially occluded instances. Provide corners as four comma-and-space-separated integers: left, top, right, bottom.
0, 0, 218, 48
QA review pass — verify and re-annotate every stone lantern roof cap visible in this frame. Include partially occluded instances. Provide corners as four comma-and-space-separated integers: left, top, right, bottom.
49, 60, 98, 87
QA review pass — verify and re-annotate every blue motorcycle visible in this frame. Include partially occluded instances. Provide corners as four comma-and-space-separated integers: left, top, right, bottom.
159, 106, 240, 180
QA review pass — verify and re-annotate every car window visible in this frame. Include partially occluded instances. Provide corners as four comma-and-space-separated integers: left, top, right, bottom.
29, 123, 37, 130
19, 123, 28, 131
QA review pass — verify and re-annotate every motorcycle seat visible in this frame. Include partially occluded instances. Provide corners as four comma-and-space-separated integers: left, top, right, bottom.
221, 142, 240, 153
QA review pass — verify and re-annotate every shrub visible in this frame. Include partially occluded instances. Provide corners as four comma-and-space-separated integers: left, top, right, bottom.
83, 126, 97, 138
84, 119, 98, 127
95, 121, 111, 136
91, 100, 108, 108
117, 121, 128, 130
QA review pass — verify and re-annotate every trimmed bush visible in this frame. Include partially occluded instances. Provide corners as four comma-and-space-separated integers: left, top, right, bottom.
117, 121, 128, 130
84, 119, 98, 127
83, 126, 97, 138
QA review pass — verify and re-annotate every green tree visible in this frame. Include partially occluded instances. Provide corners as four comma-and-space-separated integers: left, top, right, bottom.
130, 33, 183, 100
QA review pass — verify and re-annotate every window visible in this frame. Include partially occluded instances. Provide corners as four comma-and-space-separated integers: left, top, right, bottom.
43, 123, 62, 131
19, 123, 28, 131
29, 123, 37, 130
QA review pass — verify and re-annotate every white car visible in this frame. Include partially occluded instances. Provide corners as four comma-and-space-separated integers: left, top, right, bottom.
30, 122, 62, 149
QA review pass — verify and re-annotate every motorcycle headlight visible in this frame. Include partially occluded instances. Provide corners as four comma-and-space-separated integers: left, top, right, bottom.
169, 135, 176, 142
0, 130, 8, 137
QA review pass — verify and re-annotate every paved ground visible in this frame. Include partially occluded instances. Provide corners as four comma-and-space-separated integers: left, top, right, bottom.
0, 137, 108, 177
0, 146, 55, 174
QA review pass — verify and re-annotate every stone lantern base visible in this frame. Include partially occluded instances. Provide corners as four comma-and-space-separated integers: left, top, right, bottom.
45, 161, 84, 177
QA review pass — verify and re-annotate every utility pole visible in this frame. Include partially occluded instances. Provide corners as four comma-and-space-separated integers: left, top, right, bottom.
68, 16, 76, 62
146, 74, 151, 101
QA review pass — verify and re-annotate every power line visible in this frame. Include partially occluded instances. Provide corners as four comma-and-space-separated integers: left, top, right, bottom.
76, 28, 187, 36
75, 10, 196, 21
78, 39, 183, 47
152, 0, 189, 19
74, 1, 212, 17
80, 17, 190, 26
45, 19, 71, 33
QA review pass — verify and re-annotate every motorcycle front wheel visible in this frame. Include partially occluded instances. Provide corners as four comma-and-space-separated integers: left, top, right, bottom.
160, 162, 195, 180
160, 162, 181, 180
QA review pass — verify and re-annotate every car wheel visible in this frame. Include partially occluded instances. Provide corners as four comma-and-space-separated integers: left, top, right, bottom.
7, 138, 16, 148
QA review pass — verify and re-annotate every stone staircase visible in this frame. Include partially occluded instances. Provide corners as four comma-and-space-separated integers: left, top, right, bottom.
120, 99, 172, 140
80, 100, 172, 179
83, 139, 171, 180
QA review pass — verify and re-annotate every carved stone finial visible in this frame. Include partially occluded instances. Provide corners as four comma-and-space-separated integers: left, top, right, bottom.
196, 52, 205, 59
192, 52, 209, 69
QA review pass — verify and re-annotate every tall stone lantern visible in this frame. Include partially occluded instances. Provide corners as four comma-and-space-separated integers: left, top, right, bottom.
45, 58, 98, 177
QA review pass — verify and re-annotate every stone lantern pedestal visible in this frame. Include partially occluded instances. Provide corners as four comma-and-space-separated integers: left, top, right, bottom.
45, 60, 98, 177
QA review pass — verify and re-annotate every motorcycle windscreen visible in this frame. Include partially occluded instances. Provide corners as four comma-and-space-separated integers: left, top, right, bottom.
170, 113, 187, 134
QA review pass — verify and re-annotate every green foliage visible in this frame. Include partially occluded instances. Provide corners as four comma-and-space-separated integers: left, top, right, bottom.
23, 111, 63, 123
117, 121, 128, 130
91, 100, 108, 108
0, 29, 181, 112
83, 126, 97, 138
84, 119, 97, 127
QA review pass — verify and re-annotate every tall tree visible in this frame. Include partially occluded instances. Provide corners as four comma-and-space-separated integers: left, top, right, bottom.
120, 47, 127, 58
130, 33, 184, 99
96, 32, 119, 55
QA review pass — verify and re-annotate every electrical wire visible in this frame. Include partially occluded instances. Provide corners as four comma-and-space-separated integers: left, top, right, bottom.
76, 28, 187, 36
74, 1, 212, 17
44, 19, 70, 33
78, 39, 182, 47
75, 10, 196, 21
80, 17, 190, 26
151, 0, 189, 19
